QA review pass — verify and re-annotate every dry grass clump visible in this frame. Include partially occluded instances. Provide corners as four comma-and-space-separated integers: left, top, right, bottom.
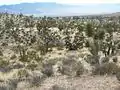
85, 55, 100, 65
16, 80, 31, 90
13, 69, 29, 79
60, 55, 84, 77
0, 69, 19, 81
10, 54, 17, 60
41, 56, 66, 76
0, 57, 11, 73
41, 52, 86, 77
41, 62, 54, 77
29, 70, 47, 87
26, 61, 38, 70
93, 62, 120, 75
49, 84, 66, 90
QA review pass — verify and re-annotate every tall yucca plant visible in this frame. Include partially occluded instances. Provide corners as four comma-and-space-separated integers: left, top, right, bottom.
85, 23, 94, 37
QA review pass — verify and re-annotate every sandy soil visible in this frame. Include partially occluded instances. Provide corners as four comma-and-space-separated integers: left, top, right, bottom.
26, 75, 120, 90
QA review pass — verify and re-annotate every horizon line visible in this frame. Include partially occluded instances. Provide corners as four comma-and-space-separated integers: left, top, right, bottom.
0, 1, 120, 6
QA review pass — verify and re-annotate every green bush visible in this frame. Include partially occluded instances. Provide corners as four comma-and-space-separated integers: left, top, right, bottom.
14, 69, 29, 79
112, 56, 118, 63
0, 50, 3, 56
26, 63, 38, 70
0, 58, 9, 68
100, 56, 109, 64
19, 55, 28, 62
10, 54, 17, 60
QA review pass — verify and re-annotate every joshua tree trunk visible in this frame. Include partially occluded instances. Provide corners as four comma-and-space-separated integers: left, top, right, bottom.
45, 42, 49, 53
107, 41, 112, 56
107, 47, 111, 55
111, 47, 115, 55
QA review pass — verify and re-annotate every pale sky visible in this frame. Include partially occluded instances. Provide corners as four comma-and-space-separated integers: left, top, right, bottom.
0, 0, 120, 16
0, 0, 120, 5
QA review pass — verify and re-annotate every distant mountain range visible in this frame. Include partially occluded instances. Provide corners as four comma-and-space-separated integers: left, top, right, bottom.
105, 12, 120, 17
0, 2, 120, 16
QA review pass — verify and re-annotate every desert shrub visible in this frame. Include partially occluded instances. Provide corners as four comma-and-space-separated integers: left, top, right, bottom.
85, 40, 90, 47
26, 61, 38, 70
0, 58, 9, 68
17, 69, 28, 78
37, 44, 47, 55
85, 23, 94, 37
13, 69, 29, 79
11, 46, 20, 54
1, 42, 8, 47
44, 58, 62, 66
37, 22, 61, 55
16, 70, 46, 88
94, 29, 105, 40
60, 55, 84, 77
61, 60, 84, 76
57, 44, 64, 50
85, 55, 99, 65
19, 48, 42, 63
41, 63, 53, 77
100, 56, 109, 64
92, 62, 120, 75
64, 30, 84, 50
116, 72, 120, 81
27, 50, 37, 60
43, 56, 66, 67
10, 54, 17, 60
75, 62, 85, 76
42, 57, 65, 77
0, 50, 3, 56
12, 62, 24, 69
41, 57, 66, 76
19, 49, 42, 63
117, 43, 120, 49
0, 81, 17, 90
50, 84, 66, 90
26, 64, 37, 70
18, 46, 29, 62
19, 55, 28, 62
35, 56, 43, 62
0, 57, 12, 72
112, 56, 118, 63
29, 71, 46, 87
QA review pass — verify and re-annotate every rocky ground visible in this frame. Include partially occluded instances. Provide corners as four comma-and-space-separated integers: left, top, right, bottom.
0, 48, 119, 90
25, 75, 120, 90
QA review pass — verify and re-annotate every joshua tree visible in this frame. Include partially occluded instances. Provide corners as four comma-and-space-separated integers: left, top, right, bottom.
37, 20, 60, 54
85, 23, 94, 37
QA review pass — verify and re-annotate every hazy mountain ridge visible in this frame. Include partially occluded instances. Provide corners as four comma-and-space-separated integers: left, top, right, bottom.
0, 2, 120, 16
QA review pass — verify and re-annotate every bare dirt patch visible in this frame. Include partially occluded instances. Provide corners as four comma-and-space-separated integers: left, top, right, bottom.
26, 75, 120, 90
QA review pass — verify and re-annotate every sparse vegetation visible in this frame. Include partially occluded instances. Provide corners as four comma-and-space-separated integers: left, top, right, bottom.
0, 12, 120, 89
